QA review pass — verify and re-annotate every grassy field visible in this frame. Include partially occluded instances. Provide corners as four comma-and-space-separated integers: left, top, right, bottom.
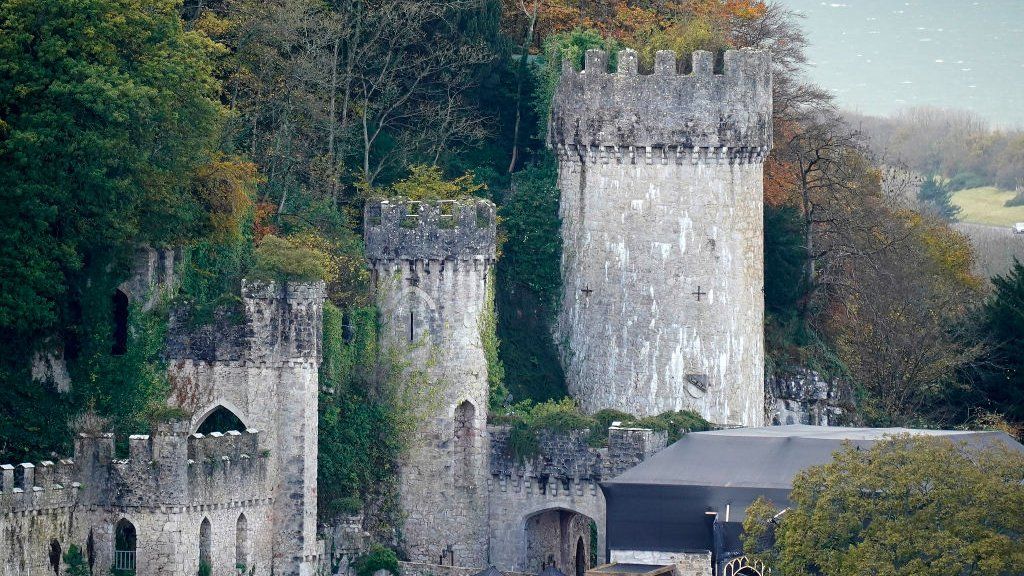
950, 187, 1024, 226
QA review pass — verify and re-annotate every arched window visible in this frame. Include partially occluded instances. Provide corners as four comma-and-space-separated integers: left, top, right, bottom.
197, 405, 246, 435
114, 519, 137, 574
87, 530, 95, 574
48, 540, 61, 576
574, 537, 586, 576
199, 518, 212, 570
454, 401, 475, 487
722, 557, 764, 576
111, 290, 129, 355
235, 513, 248, 570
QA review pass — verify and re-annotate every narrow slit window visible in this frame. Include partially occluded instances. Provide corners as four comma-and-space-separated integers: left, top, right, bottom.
409, 311, 415, 342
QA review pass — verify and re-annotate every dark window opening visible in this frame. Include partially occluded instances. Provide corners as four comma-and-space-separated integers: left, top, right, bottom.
409, 310, 415, 342
236, 513, 248, 569
342, 310, 355, 344
111, 290, 129, 355
114, 519, 137, 574
87, 530, 95, 573
199, 518, 212, 569
575, 537, 586, 576
197, 406, 245, 435
49, 540, 61, 575
454, 401, 475, 487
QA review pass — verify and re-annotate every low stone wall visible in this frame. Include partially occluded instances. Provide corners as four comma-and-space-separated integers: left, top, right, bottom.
399, 561, 531, 576
766, 368, 852, 426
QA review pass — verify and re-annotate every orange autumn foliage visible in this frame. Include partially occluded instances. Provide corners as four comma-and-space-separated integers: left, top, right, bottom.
503, 0, 765, 54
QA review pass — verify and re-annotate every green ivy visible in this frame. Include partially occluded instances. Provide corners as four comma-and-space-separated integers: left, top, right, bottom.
495, 399, 710, 460
480, 275, 508, 411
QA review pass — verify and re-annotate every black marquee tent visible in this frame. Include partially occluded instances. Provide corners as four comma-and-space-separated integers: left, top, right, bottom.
600, 425, 1024, 563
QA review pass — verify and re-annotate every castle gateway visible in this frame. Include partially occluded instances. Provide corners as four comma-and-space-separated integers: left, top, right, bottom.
551, 48, 773, 425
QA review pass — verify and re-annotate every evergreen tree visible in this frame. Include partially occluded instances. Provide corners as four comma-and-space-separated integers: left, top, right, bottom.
918, 176, 961, 221
978, 259, 1024, 423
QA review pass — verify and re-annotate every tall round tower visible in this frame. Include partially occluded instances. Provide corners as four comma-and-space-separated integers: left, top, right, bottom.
364, 198, 497, 565
550, 48, 772, 426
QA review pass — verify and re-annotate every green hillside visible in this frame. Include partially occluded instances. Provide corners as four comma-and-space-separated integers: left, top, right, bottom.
951, 187, 1024, 226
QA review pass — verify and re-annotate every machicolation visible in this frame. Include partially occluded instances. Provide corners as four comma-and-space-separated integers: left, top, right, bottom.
364, 199, 497, 262
550, 48, 772, 160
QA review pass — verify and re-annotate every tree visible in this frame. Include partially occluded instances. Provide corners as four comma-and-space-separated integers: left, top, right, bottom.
918, 175, 960, 221
0, 0, 230, 347
744, 435, 1024, 576
0, 0, 241, 460
976, 260, 1024, 424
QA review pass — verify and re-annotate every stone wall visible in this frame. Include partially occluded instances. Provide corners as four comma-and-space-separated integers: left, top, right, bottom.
487, 425, 665, 572
399, 561, 532, 576
551, 49, 771, 426
766, 369, 852, 426
0, 429, 275, 576
366, 199, 496, 567
167, 279, 325, 576
608, 551, 712, 576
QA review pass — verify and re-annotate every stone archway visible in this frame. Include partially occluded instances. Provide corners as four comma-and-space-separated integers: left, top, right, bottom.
523, 508, 596, 576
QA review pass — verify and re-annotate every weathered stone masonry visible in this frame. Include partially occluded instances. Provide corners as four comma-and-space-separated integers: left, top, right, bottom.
1, 279, 325, 576
551, 48, 772, 425
365, 199, 497, 567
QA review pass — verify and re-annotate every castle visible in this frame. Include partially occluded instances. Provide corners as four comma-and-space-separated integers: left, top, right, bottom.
551, 48, 772, 425
369, 48, 774, 573
1, 268, 325, 576
1, 47, 774, 576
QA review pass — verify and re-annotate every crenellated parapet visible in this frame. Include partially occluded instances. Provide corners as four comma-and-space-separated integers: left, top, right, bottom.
550, 48, 772, 162
65, 426, 268, 509
0, 459, 81, 514
166, 280, 326, 363
488, 425, 666, 484
364, 198, 497, 263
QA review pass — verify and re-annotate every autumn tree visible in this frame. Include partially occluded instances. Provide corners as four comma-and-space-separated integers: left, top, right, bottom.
743, 435, 1024, 576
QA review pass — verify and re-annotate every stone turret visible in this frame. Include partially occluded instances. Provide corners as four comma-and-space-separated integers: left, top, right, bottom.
365, 198, 496, 566
551, 48, 772, 425
167, 279, 326, 576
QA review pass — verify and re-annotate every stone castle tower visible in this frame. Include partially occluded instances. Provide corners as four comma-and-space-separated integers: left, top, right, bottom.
550, 48, 772, 426
364, 198, 497, 566
166, 279, 326, 576
1, 279, 325, 576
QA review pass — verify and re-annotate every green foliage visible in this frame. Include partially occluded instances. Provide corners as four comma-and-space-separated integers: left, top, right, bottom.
976, 259, 1024, 424
495, 154, 567, 403
198, 560, 212, 576
383, 165, 488, 201
353, 545, 400, 576
63, 544, 90, 576
481, 276, 509, 411
919, 175, 961, 221
65, 280, 174, 456
319, 302, 435, 537
253, 235, 330, 282
0, 0, 229, 345
760, 436, 1024, 576
496, 399, 710, 460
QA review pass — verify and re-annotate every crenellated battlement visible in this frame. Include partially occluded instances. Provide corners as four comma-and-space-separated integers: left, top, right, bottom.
488, 425, 666, 484
550, 48, 772, 157
364, 198, 497, 262
0, 459, 81, 513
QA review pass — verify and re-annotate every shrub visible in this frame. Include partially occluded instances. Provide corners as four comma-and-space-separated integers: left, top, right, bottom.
253, 235, 329, 281
353, 545, 400, 576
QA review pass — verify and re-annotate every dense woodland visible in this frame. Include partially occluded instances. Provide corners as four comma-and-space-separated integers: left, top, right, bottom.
2, 0, 1024, 542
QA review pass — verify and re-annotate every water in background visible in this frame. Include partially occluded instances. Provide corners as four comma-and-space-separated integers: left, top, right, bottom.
780, 0, 1024, 128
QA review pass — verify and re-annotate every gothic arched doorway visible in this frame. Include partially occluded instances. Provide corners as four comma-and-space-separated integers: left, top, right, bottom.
524, 508, 596, 576
114, 519, 137, 574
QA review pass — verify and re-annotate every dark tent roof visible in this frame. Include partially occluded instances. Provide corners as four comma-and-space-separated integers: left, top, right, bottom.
607, 425, 1024, 490
600, 425, 1024, 557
